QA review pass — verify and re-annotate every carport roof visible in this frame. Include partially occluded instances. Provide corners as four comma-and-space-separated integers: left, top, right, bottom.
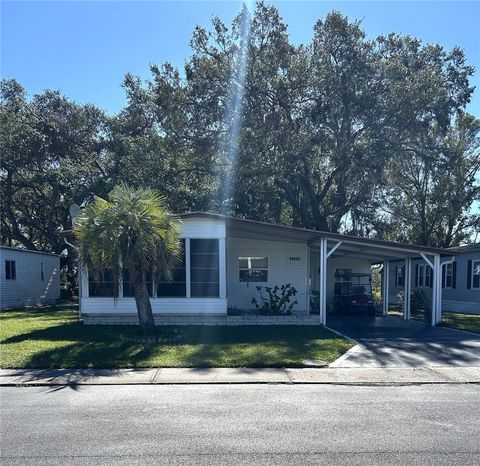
179, 212, 450, 256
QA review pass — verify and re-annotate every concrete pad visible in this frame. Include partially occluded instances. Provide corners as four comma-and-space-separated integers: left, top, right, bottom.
327, 315, 480, 368
286, 367, 480, 384
330, 340, 480, 368
0, 368, 157, 385
154, 367, 291, 384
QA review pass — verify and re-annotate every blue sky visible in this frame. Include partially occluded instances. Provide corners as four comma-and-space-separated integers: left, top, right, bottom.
1, 1, 479, 116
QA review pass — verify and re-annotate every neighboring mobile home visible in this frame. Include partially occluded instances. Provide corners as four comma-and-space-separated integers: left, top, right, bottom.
388, 243, 480, 314
78, 212, 456, 326
0, 246, 60, 310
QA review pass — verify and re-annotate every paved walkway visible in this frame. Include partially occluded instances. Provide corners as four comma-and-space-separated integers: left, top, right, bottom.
327, 315, 480, 368
1, 366, 479, 385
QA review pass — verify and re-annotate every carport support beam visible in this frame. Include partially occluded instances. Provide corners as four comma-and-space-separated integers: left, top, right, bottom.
422, 253, 438, 327
319, 237, 328, 325
383, 261, 389, 316
403, 257, 411, 320
433, 254, 442, 326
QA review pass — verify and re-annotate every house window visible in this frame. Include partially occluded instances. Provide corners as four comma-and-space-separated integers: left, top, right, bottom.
473, 261, 480, 289
425, 266, 432, 288
239, 257, 268, 282
41, 262, 44, 281
190, 239, 219, 297
395, 266, 404, 287
157, 239, 186, 297
443, 263, 453, 289
418, 264, 424, 287
89, 269, 116, 297
5, 260, 16, 280
417, 265, 431, 288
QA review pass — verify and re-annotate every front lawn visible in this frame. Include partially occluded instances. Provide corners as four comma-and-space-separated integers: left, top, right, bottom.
388, 307, 480, 334
0, 304, 353, 368
441, 312, 480, 334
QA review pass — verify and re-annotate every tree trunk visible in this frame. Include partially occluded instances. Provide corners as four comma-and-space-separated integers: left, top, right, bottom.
133, 266, 155, 334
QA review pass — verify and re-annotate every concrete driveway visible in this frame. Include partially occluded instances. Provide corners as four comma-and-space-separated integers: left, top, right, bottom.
328, 315, 480, 368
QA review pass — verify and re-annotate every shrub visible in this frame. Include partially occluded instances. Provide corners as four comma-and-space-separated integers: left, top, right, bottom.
251, 283, 298, 314
310, 291, 319, 314
411, 288, 432, 323
397, 289, 432, 322
396, 290, 404, 307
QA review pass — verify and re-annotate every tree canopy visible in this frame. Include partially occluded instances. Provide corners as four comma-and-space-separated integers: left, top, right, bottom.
1, 1, 479, 290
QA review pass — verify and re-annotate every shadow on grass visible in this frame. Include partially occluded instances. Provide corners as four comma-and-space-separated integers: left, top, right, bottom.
2, 321, 342, 345
16, 338, 347, 369
2, 319, 351, 369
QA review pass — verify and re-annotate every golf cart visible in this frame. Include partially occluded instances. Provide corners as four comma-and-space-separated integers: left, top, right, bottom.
333, 271, 376, 316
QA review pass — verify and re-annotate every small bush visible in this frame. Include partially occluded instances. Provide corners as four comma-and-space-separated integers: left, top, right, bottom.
252, 283, 298, 315
411, 288, 432, 323
396, 289, 432, 322
396, 290, 404, 307
310, 291, 319, 314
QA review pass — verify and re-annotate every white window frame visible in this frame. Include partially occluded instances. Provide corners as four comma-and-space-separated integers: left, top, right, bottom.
443, 263, 453, 289
472, 260, 480, 289
239, 256, 268, 283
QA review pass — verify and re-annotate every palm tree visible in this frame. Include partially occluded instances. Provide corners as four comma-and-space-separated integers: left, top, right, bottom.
74, 184, 180, 334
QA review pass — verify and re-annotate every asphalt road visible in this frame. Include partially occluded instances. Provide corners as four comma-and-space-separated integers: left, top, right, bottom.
1, 384, 480, 465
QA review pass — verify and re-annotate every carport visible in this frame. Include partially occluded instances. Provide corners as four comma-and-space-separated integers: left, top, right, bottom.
308, 234, 452, 327
201, 213, 453, 327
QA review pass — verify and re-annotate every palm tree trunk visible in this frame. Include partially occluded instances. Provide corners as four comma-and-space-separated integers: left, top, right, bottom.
133, 266, 155, 334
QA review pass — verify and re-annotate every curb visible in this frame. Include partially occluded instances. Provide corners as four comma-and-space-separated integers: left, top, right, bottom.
2, 367, 479, 386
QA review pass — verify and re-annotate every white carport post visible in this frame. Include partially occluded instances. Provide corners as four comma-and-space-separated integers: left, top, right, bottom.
403, 257, 411, 320
319, 237, 328, 325
80, 266, 89, 298
433, 254, 442, 325
382, 260, 390, 315
421, 253, 437, 327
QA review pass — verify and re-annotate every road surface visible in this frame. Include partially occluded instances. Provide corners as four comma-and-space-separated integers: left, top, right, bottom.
1, 384, 479, 465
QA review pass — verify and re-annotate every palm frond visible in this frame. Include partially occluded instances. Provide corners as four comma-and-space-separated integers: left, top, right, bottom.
73, 184, 181, 291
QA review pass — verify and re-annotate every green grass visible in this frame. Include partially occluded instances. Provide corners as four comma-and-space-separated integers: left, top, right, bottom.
441, 312, 480, 334
0, 304, 353, 369
389, 307, 480, 334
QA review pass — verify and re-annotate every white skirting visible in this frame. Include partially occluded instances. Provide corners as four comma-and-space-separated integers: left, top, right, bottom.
81, 297, 227, 315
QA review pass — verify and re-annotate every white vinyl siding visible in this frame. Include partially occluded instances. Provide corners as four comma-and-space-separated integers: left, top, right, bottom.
0, 247, 60, 310
227, 237, 307, 312
81, 297, 227, 315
